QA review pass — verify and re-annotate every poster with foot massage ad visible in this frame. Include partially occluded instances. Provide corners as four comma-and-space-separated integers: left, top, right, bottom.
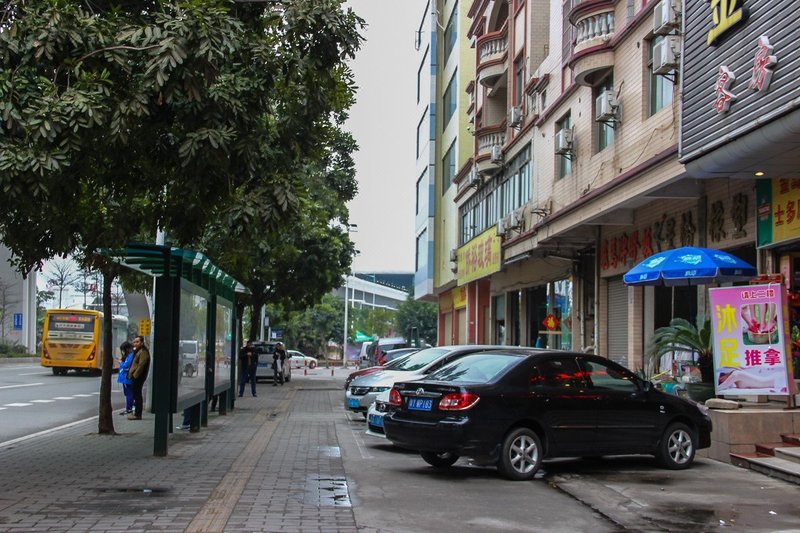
709, 283, 795, 396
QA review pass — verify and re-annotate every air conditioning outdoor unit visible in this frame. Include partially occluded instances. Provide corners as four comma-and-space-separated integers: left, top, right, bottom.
509, 106, 522, 127
496, 217, 506, 236
554, 128, 574, 155
467, 166, 480, 187
595, 90, 619, 123
490, 145, 503, 163
507, 208, 523, 229
653, 36, 680, 75
449, 248, 458, 262
653, 0, 680, 36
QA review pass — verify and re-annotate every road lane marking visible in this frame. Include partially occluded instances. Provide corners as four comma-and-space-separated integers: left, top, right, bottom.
18, 372, 47, 376
3, 403, 33, 407
0, 416, 97, 449
73, 394, 93, 397
30, 399, 56, 403
53, 397, 74, 400
0, 383, 43, 390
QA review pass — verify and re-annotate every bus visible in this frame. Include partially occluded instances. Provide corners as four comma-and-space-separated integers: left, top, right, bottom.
41, 309, 128, 376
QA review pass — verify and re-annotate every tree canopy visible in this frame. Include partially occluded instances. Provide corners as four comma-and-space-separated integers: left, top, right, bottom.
0, 0, 364, 433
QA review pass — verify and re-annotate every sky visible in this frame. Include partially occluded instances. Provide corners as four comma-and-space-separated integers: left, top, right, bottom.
343, 0, 427, 273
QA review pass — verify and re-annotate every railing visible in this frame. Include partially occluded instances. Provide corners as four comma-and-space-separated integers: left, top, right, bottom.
575, 11, 614, 46
477, 130, 505, 153
477, 24, 508, 64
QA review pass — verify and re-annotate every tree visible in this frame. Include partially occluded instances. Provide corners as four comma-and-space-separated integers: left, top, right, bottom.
281, 294, 342, 357
648, 317, 713, 383
45, 260, 81, 309
395, 295, 438, 346
0, 0, 364, 434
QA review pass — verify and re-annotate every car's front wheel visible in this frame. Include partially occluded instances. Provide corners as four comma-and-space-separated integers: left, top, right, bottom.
498, 427, 542, 481
657, 422, 696, 469
309, 361, 317, 369
420, 451, 459, 468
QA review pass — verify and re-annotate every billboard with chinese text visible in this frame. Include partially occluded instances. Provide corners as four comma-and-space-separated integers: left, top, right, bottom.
457, 228, 502, 286
756, 178, 800, 248
709, 283, 794, 396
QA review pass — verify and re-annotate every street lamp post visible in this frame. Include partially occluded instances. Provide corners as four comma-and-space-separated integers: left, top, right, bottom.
343, 224, 358, 367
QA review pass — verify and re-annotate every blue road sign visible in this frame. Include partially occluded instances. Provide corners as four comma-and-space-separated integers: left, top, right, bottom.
13, 313, 23, 330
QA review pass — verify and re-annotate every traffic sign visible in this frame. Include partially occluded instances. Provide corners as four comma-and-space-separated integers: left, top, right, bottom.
139, 319, 151, 336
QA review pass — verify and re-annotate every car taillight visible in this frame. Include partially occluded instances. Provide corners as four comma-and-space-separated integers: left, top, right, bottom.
439, 393, 480, 411
88, 348, 96, 361
389, 388, 402, 406
43, 346, 50, 359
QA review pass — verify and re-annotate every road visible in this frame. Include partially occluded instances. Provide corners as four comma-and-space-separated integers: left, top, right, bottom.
0, 362, 125, 444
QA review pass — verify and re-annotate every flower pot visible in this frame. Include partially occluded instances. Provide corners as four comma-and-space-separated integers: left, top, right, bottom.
686, 383, 715, 402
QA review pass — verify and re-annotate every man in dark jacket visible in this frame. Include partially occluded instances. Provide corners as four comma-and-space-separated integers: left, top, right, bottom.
127, 336, 151, 420
273, 342, 287, 386
238, 340, 258, 397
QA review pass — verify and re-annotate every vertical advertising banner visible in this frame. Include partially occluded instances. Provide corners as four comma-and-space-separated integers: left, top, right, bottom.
709, 284, 794, 396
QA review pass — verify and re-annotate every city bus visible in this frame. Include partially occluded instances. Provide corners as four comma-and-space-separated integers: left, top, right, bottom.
41, 309, 128, 375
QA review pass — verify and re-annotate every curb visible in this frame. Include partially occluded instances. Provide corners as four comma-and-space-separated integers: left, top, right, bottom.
0, 357, 38, 364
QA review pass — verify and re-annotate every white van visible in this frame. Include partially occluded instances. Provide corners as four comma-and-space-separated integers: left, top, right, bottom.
360, 337, 408, 367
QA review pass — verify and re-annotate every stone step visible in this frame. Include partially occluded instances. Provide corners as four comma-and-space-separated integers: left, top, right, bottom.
755, 442, 790, 455
775, 446, 800, 465
730, 453, 800, 486
782, 433, 800, 446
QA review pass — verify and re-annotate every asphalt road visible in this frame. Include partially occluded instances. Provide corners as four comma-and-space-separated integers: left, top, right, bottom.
0, 362, 126, 444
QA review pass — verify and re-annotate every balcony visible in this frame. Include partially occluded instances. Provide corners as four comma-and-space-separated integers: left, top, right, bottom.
476, 24, 508, 89
569, 0, 615, 86
475, 125, 505, 175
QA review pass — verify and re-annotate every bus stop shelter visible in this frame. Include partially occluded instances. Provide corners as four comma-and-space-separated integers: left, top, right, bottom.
107, 243, 248, 456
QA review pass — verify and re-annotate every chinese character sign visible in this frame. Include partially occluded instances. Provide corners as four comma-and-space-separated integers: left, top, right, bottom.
749, 36, 777, 92
457, 227, 502, 286
712, 65, 737, 113
706, 0, 748, 46
709, 284, 794, 396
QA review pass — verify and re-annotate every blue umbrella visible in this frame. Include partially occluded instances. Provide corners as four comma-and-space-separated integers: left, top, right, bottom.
623, 246, 756, 286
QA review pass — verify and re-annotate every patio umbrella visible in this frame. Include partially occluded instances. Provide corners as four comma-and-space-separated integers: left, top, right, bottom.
623, 246, 756, 286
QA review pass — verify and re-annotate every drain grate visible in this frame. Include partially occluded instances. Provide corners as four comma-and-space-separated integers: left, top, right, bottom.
93, 487, 169, 496
304, 476, 351, 507
318, 445, 341, 458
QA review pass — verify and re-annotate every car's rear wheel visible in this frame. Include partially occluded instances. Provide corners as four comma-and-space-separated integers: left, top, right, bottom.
657, 422, 696, 469
498, 427, 542, 481
309, 361, 317, 369
420, 451, 459, 468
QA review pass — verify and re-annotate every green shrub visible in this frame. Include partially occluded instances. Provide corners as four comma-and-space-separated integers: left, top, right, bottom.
0, 341, 33, 357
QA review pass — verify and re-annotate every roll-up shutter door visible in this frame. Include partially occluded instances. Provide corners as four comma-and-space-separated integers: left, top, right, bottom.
607, 277, 628, 366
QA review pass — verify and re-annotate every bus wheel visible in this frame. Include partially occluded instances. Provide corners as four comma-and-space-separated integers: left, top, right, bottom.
52, 367, 60, 376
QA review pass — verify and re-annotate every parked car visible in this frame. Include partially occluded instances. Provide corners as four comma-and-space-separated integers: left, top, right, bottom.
253, 341, 292, 383
366, 388, 392, 437
360, 337, 409, 367
346, 345, 528, 417
344, 353, 414, 390
380, 347, 419, 365
288, 350, 318, 370
383, 350, 713, 480
179, 340, 199, 377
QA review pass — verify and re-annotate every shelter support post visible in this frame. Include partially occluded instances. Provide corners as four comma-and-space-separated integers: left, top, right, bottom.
153, 274, 178, 457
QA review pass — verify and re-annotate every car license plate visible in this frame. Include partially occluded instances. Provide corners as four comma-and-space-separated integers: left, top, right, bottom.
348, 398, 360, 408
408, 397, 433, 411
368, 414, 384, 427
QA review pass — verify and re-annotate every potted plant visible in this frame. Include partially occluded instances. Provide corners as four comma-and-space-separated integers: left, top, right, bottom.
648, 317, 715, 401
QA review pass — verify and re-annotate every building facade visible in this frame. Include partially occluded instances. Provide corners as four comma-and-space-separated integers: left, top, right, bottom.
0, 246, 37, 353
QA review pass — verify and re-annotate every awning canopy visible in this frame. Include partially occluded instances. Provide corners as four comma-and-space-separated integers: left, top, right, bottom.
103, 243, 249, 300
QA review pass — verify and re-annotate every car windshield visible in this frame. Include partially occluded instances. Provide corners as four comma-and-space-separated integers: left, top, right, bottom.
426, 353, 520, 383
390, 347, 449, 371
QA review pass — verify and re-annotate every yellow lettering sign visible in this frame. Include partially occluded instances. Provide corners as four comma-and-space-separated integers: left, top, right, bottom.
715, 303, 738, 333
719, 338, 741, 367
707, 0, 747, 46
138, 319, 151, 336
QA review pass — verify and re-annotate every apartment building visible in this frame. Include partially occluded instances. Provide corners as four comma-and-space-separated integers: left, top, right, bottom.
421, 0, 761, 371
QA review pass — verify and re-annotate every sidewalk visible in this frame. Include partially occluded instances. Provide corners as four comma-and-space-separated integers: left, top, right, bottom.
0, 366, 354, 533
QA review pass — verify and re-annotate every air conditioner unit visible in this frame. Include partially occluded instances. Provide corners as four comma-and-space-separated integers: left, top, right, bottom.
467, 166, 479, 187
490, 145, 503, 163
414, 30, 422, 50
496, 217, 506, 236
509, 106, 522, 127
595, 90, 619, 123
653, 36, 680, 75
555, 128, 573, 155
507, 208, 523, 229
653, 0, 680, 36
449, 248, 457, 262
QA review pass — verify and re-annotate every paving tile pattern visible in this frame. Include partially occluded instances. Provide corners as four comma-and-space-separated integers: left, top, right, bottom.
0, 372, 357, 532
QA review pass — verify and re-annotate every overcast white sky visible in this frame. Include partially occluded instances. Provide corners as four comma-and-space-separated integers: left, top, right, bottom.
344, 0, 426, 273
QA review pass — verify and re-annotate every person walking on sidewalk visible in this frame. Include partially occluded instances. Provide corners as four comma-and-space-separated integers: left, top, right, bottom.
127, 336, 151, 420
273, 342, 287, 386
117, 341, 135, 415
238, 340, 258, 397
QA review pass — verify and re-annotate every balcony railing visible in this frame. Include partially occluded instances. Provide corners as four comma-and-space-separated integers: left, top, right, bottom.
575, 11, 614, 47
478, 29, 508, 63
477, 130, 505, 153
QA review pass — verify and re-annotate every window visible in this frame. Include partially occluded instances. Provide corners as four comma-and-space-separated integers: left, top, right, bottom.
561, 0, 574, 64
443, 71, 458, 129
595, 75, 614, 152
415, 169, 427, 215
416, 110, 427, 159
417, 46, 429, 103
556, 113, 572, 178
582, 359, 638, 392
514, 56, 525, 106
415, 229, 427, 272
531, 358, 583, 389
442, 141, 456, 194
648, 36, 674, 116
443, 1, 458, 64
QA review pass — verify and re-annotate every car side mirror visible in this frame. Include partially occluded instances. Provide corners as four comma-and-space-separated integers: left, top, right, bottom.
642, 380, 653, 392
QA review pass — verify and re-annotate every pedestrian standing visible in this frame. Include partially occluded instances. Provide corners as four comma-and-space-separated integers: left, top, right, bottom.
273, 342, 287, 386
127, 336, 151, 420
238, 340, 258, 397
117, 341, 134, 415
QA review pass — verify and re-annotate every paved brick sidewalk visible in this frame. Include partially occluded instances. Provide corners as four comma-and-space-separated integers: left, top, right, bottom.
0, 368, 355, 532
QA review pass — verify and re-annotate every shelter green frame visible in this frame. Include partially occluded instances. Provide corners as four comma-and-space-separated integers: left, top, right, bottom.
106, 243, 249, 456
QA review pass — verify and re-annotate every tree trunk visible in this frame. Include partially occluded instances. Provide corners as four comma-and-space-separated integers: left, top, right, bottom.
249, 298, 265, 342
98, 264, 118, 434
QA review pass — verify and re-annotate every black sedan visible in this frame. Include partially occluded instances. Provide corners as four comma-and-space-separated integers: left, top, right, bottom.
383, 350, 712, 481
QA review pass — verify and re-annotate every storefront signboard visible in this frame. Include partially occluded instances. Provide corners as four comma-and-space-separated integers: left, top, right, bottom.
709, 283, 795, 396
755, 178, 800, 248
457, 227, 501, 286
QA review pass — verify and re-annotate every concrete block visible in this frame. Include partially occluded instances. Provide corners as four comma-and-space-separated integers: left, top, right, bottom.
706, 398, 740, 410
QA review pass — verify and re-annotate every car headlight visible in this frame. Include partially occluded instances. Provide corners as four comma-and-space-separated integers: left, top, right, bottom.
369, 386, 390, 393
689, 399, 710, 417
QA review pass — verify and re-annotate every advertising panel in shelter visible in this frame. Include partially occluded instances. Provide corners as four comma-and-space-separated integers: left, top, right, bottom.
709, 283, 795, 396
